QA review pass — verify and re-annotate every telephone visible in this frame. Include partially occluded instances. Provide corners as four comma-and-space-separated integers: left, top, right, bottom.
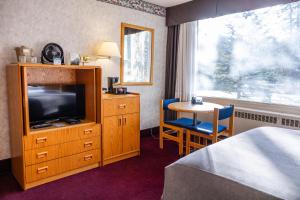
191, 96, 203, 105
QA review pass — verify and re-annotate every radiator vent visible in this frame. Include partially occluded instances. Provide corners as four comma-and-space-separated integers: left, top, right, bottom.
235, 111, 277, 124
235, 111, 300, 129
281, 118, 300, 128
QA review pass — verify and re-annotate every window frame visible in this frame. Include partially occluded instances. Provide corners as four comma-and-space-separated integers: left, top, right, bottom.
202, 95, 300, 115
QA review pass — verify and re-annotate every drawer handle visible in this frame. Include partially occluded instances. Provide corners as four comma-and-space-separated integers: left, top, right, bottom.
37, 166, 48, 174
36, 151, 48, 159
84, 141, 93, 148
119, 104, 126, 109
36, 137, 47, 144
84, 129, 93, 135
84, 154, 93, 161
118, 117, 122, 126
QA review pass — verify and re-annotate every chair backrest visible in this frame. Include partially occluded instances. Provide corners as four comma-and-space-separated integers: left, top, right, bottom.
160, 98, 179, 123
218, 105, 234, 121
212, 104, 235, 142
163, 98, 180, 111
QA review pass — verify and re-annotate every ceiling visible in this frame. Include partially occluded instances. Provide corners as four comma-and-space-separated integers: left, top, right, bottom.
145, 0, 191, 7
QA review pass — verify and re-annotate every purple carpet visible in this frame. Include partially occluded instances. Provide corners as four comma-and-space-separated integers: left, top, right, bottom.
0, 137, 179, 200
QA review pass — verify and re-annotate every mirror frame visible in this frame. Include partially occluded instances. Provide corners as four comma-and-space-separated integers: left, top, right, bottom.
120, 23, 155, 86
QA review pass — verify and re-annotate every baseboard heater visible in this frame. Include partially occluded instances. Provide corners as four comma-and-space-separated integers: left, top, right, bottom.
235, 107, 300, 129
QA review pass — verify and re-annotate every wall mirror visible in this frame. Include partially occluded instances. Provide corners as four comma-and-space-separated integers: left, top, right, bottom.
120, 23, 154, 85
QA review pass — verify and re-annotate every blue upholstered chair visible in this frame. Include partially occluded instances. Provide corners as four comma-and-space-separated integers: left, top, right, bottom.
160, 98, 198, 156
185, 105, 235, 154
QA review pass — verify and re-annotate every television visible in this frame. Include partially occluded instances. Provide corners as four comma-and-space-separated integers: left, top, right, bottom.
28, 84, 85, 125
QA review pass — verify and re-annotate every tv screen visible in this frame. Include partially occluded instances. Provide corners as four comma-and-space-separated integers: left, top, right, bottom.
28, 84, 85, 125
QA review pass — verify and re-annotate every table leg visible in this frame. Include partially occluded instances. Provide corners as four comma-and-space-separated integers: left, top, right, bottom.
193, 113, 197, 126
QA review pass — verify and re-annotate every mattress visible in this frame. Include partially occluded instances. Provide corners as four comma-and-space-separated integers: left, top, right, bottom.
162, 127, 300, 200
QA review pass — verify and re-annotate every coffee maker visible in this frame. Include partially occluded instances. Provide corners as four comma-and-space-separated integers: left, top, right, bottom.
107, 77, 119, 93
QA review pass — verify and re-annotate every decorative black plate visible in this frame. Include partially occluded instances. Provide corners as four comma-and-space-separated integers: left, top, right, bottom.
41, 43, 64, 64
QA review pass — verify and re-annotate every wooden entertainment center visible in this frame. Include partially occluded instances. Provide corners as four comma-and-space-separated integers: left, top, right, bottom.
7, 63, 141, 190
7, 64, 103, 189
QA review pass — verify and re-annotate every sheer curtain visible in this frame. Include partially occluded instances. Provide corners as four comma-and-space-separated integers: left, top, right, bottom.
175, 21, 198, 101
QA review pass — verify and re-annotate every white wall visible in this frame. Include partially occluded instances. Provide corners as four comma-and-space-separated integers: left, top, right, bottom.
0, 0, 167, 160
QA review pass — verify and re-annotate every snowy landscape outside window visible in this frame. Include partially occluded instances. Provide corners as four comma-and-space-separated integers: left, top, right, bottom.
195, 2, 300, 106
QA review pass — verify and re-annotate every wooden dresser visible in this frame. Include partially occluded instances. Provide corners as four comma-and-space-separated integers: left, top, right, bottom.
7, 64, 102, 190
102, 93, 140, 165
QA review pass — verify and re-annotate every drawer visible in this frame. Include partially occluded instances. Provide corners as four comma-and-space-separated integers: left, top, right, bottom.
25, 145, 60, 166
103, 97, 139, 117
60, 126, 81, 143
25, 159, 60, 183
61, 149, 100, 173
79, 124, 101, 139
24, 130, 61, 150
60, 136, 100, 157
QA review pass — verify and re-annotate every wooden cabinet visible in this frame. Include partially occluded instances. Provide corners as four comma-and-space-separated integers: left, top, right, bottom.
7, 64, 102, 190
102, 94, 140, 165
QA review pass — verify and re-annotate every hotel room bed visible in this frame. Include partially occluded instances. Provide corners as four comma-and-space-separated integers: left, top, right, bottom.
162, 127, 300, 200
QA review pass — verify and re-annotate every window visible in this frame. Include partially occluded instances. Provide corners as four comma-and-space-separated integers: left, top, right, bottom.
195, 2, 300, 107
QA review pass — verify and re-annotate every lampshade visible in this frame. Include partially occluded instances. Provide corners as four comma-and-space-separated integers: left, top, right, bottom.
97, 41, 121, 58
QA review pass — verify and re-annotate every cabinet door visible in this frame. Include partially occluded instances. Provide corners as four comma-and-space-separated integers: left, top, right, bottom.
122, 113, 140, 154
103, 116, 123, 160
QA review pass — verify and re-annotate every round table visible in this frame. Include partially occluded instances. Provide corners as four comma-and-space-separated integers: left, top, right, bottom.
168, 102, 224, 125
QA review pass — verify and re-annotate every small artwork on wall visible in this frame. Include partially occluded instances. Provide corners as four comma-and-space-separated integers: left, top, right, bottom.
70, 53, 80, 65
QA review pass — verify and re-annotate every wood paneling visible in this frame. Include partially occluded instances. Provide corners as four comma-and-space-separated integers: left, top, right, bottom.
122, 113, 140, 154
61, 149, 100, 173
103, 116, 123, 159
22, 67, 31, 135
103, 151, 139, 166
61, 136, 100, 157
103, 99, 116, 117
24, 163, 99, 190
25, 145, 60, 166
95, 68, 103, 124
76, 69, 96, 122
24, 135, 101, 166
103, 95, 139, 117
59, 125, 83, 143
24, 130, 61, 150
25, 159, 60, 183
24, 123, 100, 150
78, 124, 100, 139
6, 64, 25, 188
26, 68, 76, 84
